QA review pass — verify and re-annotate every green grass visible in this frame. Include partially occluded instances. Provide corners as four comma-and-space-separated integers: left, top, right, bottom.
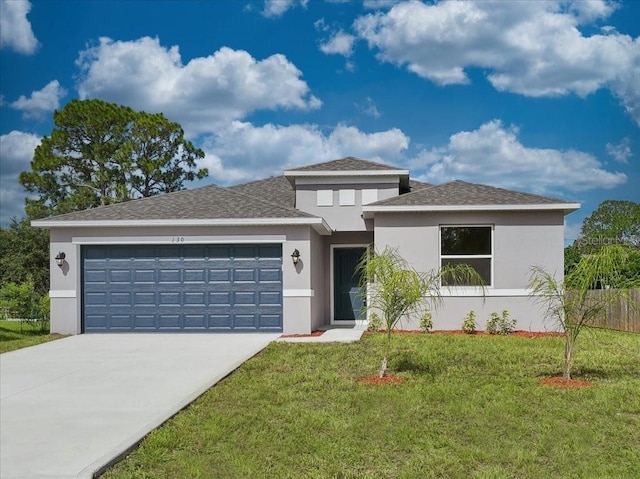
0, 319, 65, 353
103, 329, 640, 479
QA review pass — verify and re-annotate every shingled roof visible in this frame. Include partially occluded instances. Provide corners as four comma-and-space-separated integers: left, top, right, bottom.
366, 180, 578, 209
36, 183, 316, 223
286, 157, 405, 172
229, 176, 295, 208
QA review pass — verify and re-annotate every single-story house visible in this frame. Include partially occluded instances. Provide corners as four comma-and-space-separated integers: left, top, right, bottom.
33, 157, 579, 334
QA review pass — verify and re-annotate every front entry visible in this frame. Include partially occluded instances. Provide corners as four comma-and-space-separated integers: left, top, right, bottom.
333, 247, 367, 321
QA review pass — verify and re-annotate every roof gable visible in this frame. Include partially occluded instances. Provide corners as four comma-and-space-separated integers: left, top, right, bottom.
285, 156, 404, 172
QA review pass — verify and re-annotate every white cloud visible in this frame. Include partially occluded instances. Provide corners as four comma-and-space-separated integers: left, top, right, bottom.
355, 97, 381, 118
320, 30, 356, 57
10, 80, 67, 119
0, 131, 41, 224
200, 121, 409, 184
75, 37, 321, 135
411, 120, 627, 194
353, 0, 640, 125
261, 0, 307, 18
0, 0, 38, 54
363, 0, 399, 9
606, 137, 632, 164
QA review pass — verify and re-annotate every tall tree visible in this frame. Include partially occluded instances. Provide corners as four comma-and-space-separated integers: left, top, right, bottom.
578, 200, 639, 249
126, 111, 207, 197
19, 99, 207, 219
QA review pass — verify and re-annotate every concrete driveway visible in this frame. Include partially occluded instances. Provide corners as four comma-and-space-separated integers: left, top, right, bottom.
0, 333, 279, 479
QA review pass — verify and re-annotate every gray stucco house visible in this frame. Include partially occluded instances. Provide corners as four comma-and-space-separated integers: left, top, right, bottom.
33, 157, 579, 334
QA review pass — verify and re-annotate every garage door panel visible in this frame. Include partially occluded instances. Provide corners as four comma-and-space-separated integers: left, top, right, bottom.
259, 291, 281, 305
208, 268, 231, 282
158, 269, 181, 283
83, 244, 282, 332
259, 314, 283, 329
234, 269, 256, 282
184, 315, 206, 328
233, 291, 256, 305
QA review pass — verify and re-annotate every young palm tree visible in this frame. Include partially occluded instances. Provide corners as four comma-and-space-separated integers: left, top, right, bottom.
358, 247, 484, 378
529, 245, 637, 380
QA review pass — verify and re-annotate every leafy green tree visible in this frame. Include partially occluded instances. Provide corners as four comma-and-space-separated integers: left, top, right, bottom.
0, 218, 49, 296
125, 111, 207, 197
19, 99, 207, 219
577, 200, 639, 249
358, 247, 484, 378
530, 245, 637, 380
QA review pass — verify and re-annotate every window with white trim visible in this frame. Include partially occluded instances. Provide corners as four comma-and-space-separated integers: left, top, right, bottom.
339, 189, 356, 206
317, 190, 333, 206
440, 226, 492, 286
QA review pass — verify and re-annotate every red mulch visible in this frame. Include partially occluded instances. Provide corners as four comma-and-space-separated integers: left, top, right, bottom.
280, 330, 325, 338
365, 330, 564, 338
358, 375, 405, 385
540, 377, 591, 389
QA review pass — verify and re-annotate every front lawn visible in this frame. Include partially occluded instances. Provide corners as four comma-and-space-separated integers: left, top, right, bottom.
0, 320, 65, 353
103, 329, 640, 479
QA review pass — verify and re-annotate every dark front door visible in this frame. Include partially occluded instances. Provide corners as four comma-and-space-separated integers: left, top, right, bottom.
333, 247, 366, 321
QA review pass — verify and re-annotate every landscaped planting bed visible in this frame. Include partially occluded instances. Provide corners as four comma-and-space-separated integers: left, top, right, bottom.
103, 329, 640, 479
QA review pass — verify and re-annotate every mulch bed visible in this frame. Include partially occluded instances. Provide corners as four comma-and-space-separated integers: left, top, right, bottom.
540, 377, 592, 389
280, 330, 325, 338
358, 375, 405, 385
365, 330, 564, 338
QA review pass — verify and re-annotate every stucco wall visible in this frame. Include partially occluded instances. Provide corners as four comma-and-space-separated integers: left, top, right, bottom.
47, 225, 318, 335
309, 230, 327, 331
295, 180, 399, 232
373, 210, 566, 331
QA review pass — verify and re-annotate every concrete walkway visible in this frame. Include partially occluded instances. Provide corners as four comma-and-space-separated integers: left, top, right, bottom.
278, 325, 366, 343
0, 333, 279, 479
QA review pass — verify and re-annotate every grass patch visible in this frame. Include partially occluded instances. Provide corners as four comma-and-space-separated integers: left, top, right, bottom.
0, 320, 65, 353
103, 329, 640, 479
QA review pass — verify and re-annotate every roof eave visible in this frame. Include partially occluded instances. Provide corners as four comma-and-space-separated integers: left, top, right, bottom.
31, 217, 333, 235
362, 203, 581, 218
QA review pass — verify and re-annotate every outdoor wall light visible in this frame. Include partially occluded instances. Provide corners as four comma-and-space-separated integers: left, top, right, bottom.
291, 249, 301, 265
55, 251, 66, 268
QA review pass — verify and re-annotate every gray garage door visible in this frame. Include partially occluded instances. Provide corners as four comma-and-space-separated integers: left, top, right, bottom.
82, 244, 282, 332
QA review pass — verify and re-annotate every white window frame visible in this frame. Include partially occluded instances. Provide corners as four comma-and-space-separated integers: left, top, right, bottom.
317, 189, 333, 207
439, 225, 494, 288
339, 189, 356, 206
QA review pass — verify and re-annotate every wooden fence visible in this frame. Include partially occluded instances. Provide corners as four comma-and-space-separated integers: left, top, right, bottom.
583, 289, 640, 333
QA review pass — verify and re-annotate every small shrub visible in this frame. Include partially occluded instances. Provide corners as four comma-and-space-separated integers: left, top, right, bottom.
0, 282, 38, 319
419, 312, 433, 333
486, 310, 517, 335
367, 313, 383, 332
462, 311, 477, 334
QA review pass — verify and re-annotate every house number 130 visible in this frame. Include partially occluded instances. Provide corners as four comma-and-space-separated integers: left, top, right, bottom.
171, 236, 185, 243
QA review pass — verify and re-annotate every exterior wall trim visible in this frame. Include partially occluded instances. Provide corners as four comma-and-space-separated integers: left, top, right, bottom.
72, 235, 286, 245
49, 290, 77, 298
363, 203, 580, 216
32, 218, 333, 235
283, 289, 315, 297
441, 288, 533, 297
285, 170, 409, 178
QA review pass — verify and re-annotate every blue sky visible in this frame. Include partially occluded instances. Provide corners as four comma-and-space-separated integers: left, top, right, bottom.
1, 0, 638, 242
